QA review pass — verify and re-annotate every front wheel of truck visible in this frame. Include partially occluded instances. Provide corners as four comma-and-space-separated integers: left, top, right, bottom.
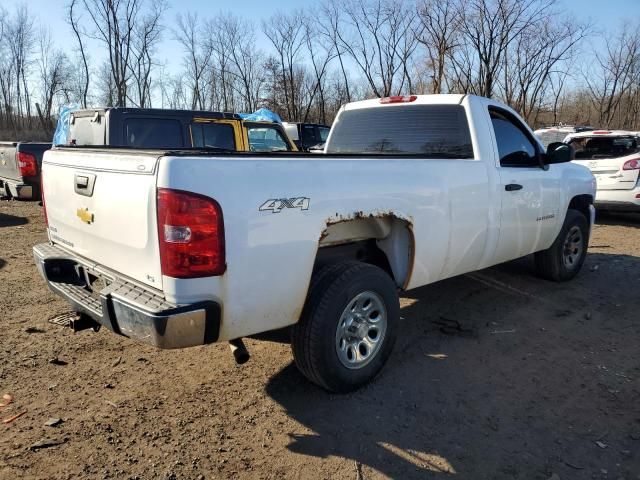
534, 209, 589, 281
291, 261, 399, 393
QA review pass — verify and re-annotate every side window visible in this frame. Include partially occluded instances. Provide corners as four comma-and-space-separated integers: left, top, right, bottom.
191, 122, 236, 150
490, 109, 538, 167
301, 125, 316, 147
318, 126, 330, 143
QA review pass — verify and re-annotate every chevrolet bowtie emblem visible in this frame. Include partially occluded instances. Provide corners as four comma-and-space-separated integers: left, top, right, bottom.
76, 207, 94, 224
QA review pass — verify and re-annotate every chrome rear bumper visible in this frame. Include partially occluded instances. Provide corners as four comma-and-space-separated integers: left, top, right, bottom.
33, 243, 221, 349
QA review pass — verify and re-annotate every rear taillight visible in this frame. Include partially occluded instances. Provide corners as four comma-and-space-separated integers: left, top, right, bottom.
41, 170, 48, 227
623, 159, 640, 170
157, 188, 225, 278
379, 95, 417, 104
17, 152, 37, 177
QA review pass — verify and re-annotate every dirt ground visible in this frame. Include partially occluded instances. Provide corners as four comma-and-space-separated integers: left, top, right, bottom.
0, 200, 638, 480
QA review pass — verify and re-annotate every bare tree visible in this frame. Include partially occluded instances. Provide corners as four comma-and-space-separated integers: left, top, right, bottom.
333, 0, 421, 98
502, 18, 588, 123
82, 0, 148, 106
4, 4, 36, 127
319, 1, 352, 102
262, 11, 305, 119
129, 1, 165, 107
416, 0, 460, 94
584, 28, 640, 128
455, 0, 554, 97
209, 14, 264, 112
175, 12, 212, 109
37, 27, 69, 130
301, 14, 335, 123
67, 0, 90, 108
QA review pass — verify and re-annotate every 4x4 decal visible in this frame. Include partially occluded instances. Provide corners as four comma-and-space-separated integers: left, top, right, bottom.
259, 197, 310, 213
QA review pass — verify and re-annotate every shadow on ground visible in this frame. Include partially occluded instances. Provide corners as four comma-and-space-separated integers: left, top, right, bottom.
0, 211, 28, 228
265, 253, 640, 479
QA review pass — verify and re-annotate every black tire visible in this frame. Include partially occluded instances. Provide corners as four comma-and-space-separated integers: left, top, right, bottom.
291, 261, 399, 393
534, 209, 589, 281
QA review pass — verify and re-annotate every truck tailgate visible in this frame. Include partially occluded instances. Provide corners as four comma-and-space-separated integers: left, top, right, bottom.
43, 149, 163, 290
0, 142, 19, 180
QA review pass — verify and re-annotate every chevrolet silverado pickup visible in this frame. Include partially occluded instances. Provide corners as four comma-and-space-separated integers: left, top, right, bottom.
0, 142, 51, 200
34, 94, 596, 392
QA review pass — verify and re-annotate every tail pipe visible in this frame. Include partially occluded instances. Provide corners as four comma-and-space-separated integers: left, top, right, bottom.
229, 338, 250, 364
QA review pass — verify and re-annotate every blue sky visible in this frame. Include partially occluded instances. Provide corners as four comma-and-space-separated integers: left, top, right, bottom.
11, 0, 640, 77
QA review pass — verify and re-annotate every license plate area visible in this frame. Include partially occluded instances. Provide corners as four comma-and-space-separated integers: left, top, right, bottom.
75, 265, 112, 301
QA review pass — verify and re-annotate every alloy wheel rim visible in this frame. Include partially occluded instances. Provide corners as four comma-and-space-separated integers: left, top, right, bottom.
562, 225, 583, 269
335, 291, 387, 370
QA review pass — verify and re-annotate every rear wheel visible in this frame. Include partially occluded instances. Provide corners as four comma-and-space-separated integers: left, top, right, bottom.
291, 261, 399, 393
534, 209, 589, 281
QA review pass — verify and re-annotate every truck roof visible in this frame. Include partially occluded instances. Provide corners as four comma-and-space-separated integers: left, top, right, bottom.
71, 107, 241, 120
342, 94, 467, 111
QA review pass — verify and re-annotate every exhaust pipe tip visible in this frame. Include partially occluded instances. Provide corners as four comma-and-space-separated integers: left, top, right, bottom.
229, 338, 250, 365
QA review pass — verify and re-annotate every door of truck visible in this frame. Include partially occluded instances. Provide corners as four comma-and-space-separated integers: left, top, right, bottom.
490, 107, 561, 264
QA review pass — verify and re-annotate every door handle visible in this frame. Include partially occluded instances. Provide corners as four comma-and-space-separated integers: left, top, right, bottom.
76, 176, 89, 189
505, 183, 523, 191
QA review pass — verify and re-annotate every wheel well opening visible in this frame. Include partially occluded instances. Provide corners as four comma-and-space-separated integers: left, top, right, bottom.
315, 239, 393, 277
568, 194, 593, 219
316, 216, 414, 288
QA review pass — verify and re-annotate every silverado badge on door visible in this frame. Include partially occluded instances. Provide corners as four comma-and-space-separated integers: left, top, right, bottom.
76, 207, 94, 224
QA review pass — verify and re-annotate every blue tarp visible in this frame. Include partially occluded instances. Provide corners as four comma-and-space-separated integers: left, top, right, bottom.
52, 105, 78, 145
238, 108, 282, 123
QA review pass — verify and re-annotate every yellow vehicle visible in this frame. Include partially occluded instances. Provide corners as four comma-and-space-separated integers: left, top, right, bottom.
66, 108, 297, 152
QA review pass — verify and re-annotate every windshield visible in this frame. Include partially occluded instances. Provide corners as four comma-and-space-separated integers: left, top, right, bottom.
570, 136, 640, 159
326, 104, 474, 157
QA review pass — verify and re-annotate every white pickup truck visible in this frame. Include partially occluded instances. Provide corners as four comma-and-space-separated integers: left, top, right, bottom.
34, 94, 596, 392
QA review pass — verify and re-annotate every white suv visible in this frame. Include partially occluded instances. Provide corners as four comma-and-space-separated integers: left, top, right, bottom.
565, 130, 640, 211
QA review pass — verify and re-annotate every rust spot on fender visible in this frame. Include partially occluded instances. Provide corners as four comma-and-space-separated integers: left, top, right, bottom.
319, 209, 414, 245
325, 209, 413, 226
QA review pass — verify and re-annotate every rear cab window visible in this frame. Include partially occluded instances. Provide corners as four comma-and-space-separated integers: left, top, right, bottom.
326, 104, 474, 157
69, 112, 106, 146
124, 118, 184, 148
569, 136, 640, 159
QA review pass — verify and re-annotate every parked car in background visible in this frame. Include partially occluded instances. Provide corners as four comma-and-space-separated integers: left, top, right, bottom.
534, 125, 593, 148
66, 108, 296, 152
34, 94, 595, 393
566, 130, 640, 211
0, 142, 51, 200
282, 122, 330, 151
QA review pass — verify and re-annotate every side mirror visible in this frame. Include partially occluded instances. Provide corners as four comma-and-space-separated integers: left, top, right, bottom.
546, 142, 574, 164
